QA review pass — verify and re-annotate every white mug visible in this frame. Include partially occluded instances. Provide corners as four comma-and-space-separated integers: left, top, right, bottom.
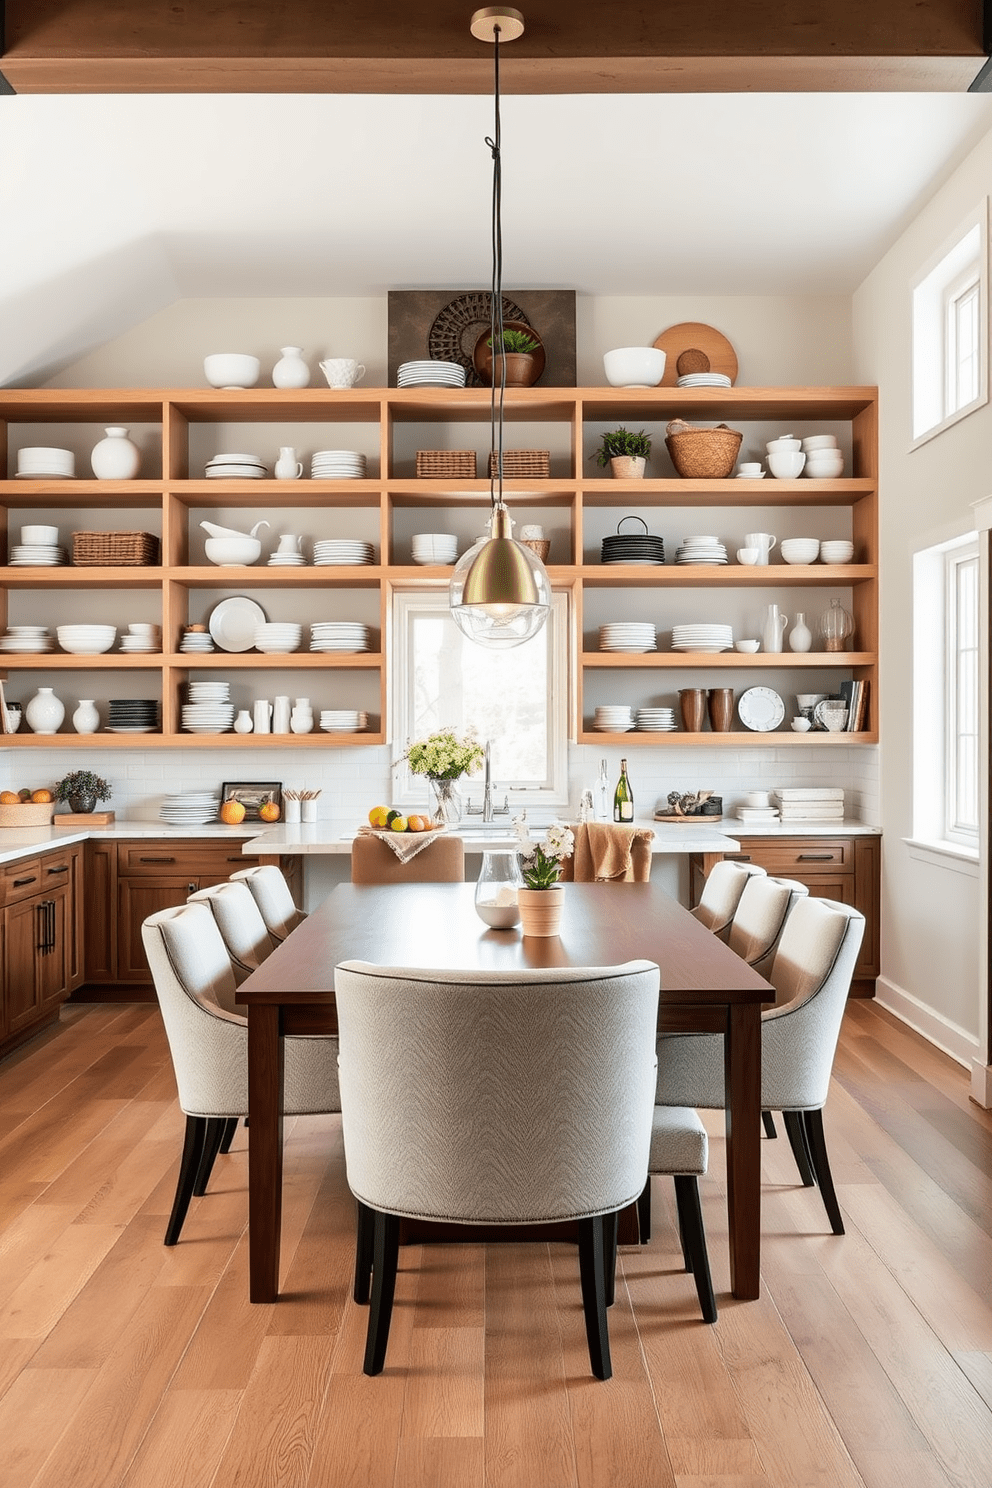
744, 532, 776, 565
319, 358, 366, 388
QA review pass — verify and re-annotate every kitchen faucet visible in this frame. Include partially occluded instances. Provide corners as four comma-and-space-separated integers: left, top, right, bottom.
466, 740, 510, 822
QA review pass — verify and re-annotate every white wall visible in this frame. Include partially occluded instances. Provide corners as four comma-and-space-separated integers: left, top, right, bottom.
853, 127, 992, 1066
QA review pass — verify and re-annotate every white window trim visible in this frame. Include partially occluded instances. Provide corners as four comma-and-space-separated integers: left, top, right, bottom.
390, 587, 571, 810
910, 199, 988, 450
944, 545, 980, 846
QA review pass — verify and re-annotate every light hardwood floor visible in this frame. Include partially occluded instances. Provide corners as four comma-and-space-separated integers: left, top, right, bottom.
1, 998, 991, 1488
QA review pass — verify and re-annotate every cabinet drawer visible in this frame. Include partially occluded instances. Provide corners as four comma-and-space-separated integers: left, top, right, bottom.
727, 838, 853, 874
2, 857, 44, 906
119, 842, 257, 876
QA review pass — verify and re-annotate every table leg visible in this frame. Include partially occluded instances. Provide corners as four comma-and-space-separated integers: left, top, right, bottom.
725, 1002, 761, 1300
247, 1002, 285, 1303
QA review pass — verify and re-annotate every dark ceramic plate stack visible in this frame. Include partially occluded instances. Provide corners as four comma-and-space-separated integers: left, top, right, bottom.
106, 698, 159, 734
601, 516, 665, 566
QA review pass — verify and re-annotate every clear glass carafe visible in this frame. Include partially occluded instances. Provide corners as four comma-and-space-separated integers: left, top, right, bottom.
475, 850, 523, 928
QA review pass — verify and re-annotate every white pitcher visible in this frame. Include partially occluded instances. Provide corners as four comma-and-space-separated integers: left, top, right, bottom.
744, 531, 777, 565
762, 604, 789, 654
274, 446, 303, 480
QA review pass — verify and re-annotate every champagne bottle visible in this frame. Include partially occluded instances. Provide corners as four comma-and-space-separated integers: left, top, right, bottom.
613, 758, 633, 822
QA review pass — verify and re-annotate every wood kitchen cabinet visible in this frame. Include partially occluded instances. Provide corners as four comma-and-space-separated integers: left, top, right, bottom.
0, 844, 81, 1056
690, 832, 880, 997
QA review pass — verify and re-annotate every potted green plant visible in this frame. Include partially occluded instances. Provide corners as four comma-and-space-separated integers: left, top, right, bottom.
513, 817, 575, 936
591, 427, 652, 479
52, 769, 112, 815
483, 328, 542, 388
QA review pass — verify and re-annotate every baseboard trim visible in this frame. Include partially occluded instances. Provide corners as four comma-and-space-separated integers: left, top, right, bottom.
970, 1061, 992, 1109
874, 976, 980, 1070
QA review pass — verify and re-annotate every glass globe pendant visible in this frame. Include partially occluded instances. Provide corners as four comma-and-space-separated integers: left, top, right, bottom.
450, 503, 551, 648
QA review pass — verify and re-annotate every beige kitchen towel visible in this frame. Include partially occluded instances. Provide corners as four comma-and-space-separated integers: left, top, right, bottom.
355, 824, 448, 863
565, 822, 654, 882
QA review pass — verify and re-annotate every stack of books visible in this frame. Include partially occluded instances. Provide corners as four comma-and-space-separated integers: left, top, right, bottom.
837, 679, 870, 732
774, 787, 845, 823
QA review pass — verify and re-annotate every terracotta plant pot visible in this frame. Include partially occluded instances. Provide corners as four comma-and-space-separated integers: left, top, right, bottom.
518, 885, 565, 937
610, 455, 646, 479
484, 352, 540, 388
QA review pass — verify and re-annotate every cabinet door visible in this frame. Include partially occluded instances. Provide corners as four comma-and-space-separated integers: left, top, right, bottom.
37, 886, 71, 1010
84, 840, 117, 984
39, 851, 81, 990
3, 897, 41, 1035
118, 876, 200, 985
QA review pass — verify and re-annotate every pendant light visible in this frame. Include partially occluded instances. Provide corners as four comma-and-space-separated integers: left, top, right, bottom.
449, 7, 552, 649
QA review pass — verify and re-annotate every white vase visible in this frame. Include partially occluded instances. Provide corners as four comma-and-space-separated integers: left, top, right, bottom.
90, 426, 140, 479
272, 347, 310, 388
26, 687, 65, 735
253, 699, 272, 734
72, 698, 100, 734
788, 612, 813, 653
272, 695, 291, 733
233, 709, 254, 734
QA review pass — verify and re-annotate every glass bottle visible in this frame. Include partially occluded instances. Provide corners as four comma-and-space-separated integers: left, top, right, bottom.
614, 758, 633, 822
475, 850, 523, 928
595, 758, 610, 820
819, 598, 854, 653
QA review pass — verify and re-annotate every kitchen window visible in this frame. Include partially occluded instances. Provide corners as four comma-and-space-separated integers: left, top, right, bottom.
911, 202, 988, 447
392, 589, 570, 808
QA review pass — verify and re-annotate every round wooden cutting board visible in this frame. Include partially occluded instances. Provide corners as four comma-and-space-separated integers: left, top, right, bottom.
652, 322, 739, 386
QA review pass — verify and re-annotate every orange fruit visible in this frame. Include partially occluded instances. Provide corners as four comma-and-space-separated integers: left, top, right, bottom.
219, 799, 247, 825
0, 791, 20, 805
368, 805, 390, 828
31, 789, 53, 803
259, 801, 281, 822
407, 814, 428, 832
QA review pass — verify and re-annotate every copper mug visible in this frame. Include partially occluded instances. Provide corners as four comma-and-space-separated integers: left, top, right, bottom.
708, 688, 735, 732
679, 688, 708, 732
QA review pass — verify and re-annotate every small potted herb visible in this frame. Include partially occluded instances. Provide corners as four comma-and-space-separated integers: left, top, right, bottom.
53, 769, 112, 815
483, 328, 542, 388
591, 427, 652, 479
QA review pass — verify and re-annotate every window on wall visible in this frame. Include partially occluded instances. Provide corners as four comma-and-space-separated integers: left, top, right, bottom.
392, 589, 570, 808
913, 532, 980, 853
911, 202, 988, 446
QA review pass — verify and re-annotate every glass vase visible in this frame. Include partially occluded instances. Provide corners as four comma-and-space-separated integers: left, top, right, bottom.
475, 850, 523, 928
427, 775, 462, 826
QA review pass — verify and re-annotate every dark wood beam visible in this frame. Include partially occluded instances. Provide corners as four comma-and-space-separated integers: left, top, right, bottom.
0, 0, 987, 94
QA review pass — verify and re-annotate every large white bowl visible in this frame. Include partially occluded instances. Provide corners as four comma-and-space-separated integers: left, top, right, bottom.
203, 353, 260, 389
801, 434, 839, 451
205, 536, 262, 566
603, 346, 667, 388
781, 539, 820, 564
804, 454, 844, 478
766, 451, 806, 479
57, 625, 116, 655
21, 525, 59, 545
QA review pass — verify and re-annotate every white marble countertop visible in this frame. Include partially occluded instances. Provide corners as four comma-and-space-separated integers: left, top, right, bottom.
248, 819, 743, 856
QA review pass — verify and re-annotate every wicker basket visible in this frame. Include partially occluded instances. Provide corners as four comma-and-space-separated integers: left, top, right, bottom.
0, 802, 56, 828
72, 531, 160, 567
488, 450, 551, 478
416, 450, 477, 479
520, 538, 551, 562
664, 420, 743, 480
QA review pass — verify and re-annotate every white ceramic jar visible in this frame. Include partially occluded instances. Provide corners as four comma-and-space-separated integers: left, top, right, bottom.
272, 695, 291, 734
26, 686, 65, 734
788, 612, 813, 653
272, 347, 310, 388
233, 709, 254, 734
72, 698, 100, 734
90, 427, 140, 479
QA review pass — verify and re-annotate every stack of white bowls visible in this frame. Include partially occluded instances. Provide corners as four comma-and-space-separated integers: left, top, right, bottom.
179, 627, 215, 654
820, 539, 855, 564
802, 435, 844, 478
56, 624, 117, 655
598, 622, 657, 653
765, 435, 806, 479
16, 447, 74, 479
313, 539, 375, 566
309, 622, 370, 652
780, 538, 820, 565
253, 622, 303, 654
182, 681, 234, 733
120, 622, 161, 653
593, 705, 635, 732
320, 710, 369, 733
411, 533, 458, 565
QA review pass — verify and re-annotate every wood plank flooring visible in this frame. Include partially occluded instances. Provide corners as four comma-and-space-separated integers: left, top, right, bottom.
1, 998, 991, 1487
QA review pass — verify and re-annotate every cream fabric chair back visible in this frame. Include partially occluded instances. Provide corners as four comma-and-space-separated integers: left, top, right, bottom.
350, 834, 465, 884
187, 879, 275, 983
691, 859, 767, 939
230, 864, 306, 942
727, 874, 809, 979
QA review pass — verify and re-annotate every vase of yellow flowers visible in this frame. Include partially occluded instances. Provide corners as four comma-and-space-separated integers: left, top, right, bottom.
514, 817, 575, 937
404, 729, 485, 826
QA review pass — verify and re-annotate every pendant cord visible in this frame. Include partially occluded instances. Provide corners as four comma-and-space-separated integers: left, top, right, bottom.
485, 23, 506, 516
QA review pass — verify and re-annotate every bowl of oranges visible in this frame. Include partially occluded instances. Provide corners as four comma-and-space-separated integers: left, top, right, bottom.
0, 787, 56, 826
367, 805, 437, 834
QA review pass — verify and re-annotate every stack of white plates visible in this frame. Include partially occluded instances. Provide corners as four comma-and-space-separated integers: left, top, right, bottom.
736, 806, 781, 823
56, 624, 117, 655
187, 681, 230, 703
160, 791, 220, 825
593, 705, 635, 732
313, 540, 375, 566
108, 699, 158, 732
320, 710, 369, 733
598, 623, 657, 653
205, 452, 267, 479
9, 542, 67, 566
310, 622, 370, 652
311, 450, 367, 479
120, 626, 161, 654
397, 360, 466, 388
636, 708, 677, 731
16, 447, 74, 478
671, 624, 734, 653
179, 628, 216, 653
676, 372, 732, 389
0, 626, 53, 653
181, 702, 235, 733
675, 536, 728, 565
253, 622, 303, 654
411, 533, 458, 565
268, 546, 307, 567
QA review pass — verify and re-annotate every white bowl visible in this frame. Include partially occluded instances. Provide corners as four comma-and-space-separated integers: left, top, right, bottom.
736, 548, 760, 565
780, 539, 820, 564
21, 525, 59, 545
820, 541, 855, 563
791, 717, 812, 732
767, 451, 806, 479
203, 353, 260, 389
766, 436, 801, 452
56, 626, 116, 655
205, 536, 262, 566
603, 346, 667, 388
801, 434, 839, 451
804, 455, 844, 478
735, 639, 760, 653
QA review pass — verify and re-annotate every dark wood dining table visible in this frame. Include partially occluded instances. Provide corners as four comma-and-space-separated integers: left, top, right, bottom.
236, 881, 772, 1304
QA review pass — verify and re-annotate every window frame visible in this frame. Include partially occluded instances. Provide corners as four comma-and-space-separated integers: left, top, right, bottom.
943, 543, 980, 846
910, 200, 988, 449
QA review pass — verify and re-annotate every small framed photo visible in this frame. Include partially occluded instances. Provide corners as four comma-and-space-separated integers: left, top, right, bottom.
221, 781, 283, 820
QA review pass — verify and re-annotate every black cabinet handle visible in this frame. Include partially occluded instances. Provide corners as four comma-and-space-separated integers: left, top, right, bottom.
46, 864, 69, 875
726, 854, 752, 863
47, 900, 56, 951
36, 900, 55, 953
139, 856, 176, 864
14, 875, 38, 887
797, 854, 836, 862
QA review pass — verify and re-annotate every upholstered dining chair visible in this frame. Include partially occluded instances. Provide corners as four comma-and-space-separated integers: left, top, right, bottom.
727, 873, 809, 979
229, 863, 306, 942
334, 958, 660, 1380
187, 879, 275, 983
638, 1106, 718, 1323
656, 896, 865, 1235
141, 900, 340, 1245
350, 833, 465, 884
691, 859, 767, 940
559, 822, 654, 882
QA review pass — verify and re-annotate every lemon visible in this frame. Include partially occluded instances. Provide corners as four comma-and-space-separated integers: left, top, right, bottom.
386, 809, 402, 827
368, 805, 390, 828
390, 816, 408, 832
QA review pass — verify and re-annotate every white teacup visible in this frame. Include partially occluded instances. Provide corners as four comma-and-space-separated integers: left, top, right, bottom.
791, 717, 812, 732
319, 358, 366, 388
736, 548, 760, 565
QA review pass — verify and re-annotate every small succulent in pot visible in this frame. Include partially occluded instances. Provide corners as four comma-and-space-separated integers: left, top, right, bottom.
591, 427, 653, 468
486, 329, 541, 355
52, 769, 112, 814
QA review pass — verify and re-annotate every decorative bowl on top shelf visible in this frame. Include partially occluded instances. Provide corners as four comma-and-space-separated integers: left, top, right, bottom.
203, 353, 260, 389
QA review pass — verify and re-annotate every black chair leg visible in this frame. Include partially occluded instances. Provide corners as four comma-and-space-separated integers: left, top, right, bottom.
802, 1109, 845, 1235
165, 1114, 208, 1246
364, 1212, 400, 1376
637, 1177, 652, 1243
354, 1200, 375, 1305
783, 1109, 817, 1187
577, 1215, 612, 1380
604, 1209, 619, 1307
218, 1116, 240, 1154
762, 1110, 778, 1139
193, 1117, 226, 1196
673, 1176, 717, 1324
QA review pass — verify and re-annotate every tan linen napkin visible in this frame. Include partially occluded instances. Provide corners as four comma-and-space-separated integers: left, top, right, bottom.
568, 822, 655, 882
355, 823, 449, 864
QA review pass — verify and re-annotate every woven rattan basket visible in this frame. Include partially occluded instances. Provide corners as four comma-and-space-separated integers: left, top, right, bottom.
520, 538, 551, 562
664, 420, 742, 480
488, 450, 551, 478
72, 531, 160, 567
0, 802, 56, 827
416, 450, 477, 479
